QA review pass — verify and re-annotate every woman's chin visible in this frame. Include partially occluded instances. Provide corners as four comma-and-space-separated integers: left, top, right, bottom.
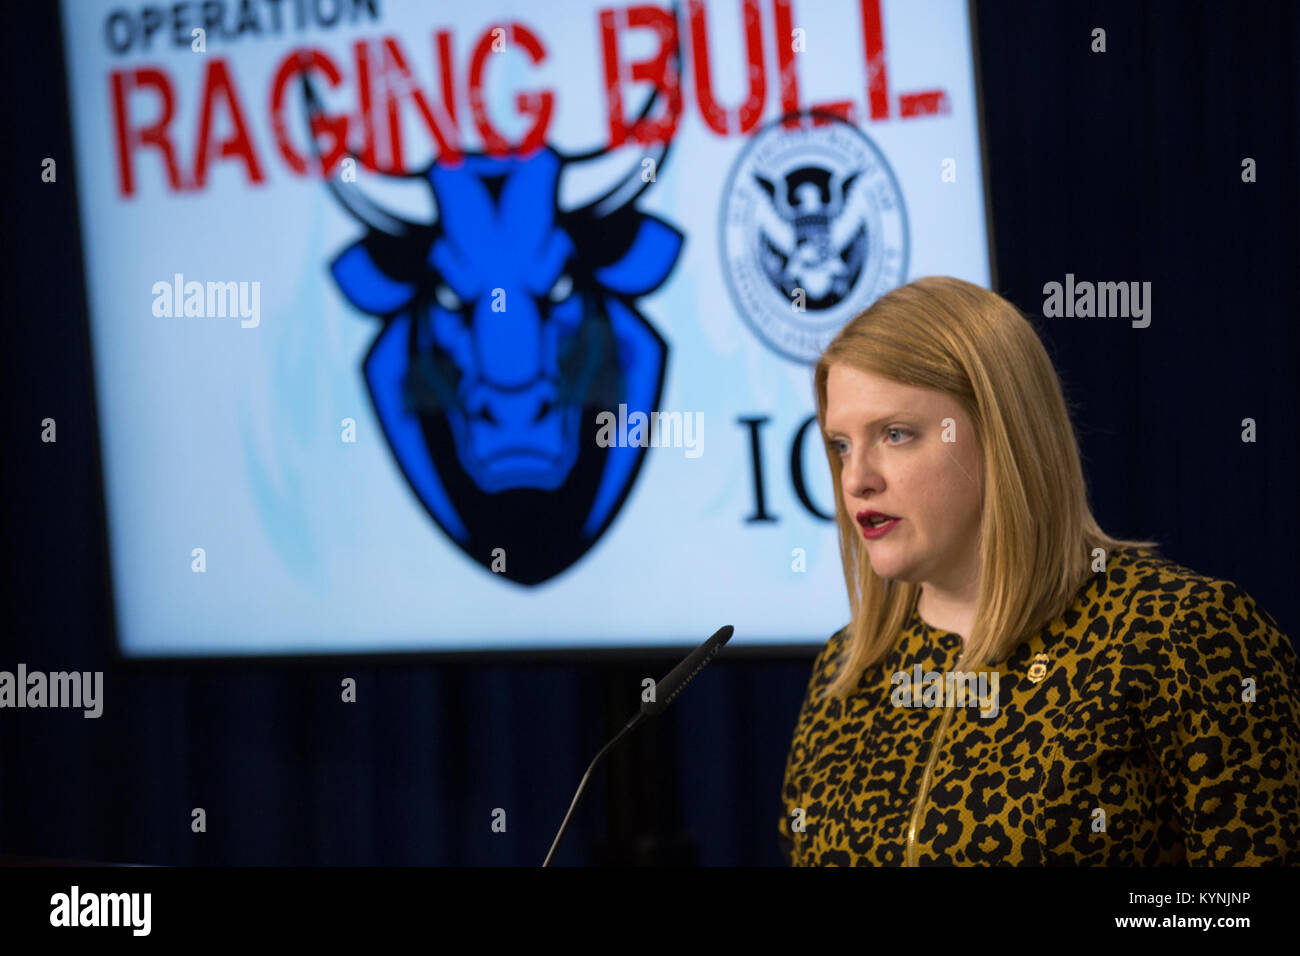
866, 550, 911, 582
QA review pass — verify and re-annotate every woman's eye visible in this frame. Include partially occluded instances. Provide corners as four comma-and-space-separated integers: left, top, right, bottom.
435, 283, 463, 312
828, 439, 848, 456
885, 427, 913, 444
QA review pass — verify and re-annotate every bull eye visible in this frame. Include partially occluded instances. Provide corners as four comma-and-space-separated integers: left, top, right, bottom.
547, 272, 573, 303
434, 282, 463, 313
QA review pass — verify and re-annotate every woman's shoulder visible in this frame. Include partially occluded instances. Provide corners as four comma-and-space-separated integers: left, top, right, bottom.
1101, 545, 1293, 668
808, 624, 852, 687
786, 623, 860, 718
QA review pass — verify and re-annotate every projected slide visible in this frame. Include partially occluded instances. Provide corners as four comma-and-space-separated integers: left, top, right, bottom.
59, 0, 991, 655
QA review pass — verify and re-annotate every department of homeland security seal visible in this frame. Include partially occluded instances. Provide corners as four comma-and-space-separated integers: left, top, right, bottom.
720, 110, 908, 363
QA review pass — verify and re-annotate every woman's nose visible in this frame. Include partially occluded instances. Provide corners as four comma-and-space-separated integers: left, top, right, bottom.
844, 451, 882, 498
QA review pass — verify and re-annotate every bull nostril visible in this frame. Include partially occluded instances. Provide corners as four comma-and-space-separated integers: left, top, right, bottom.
480, 406, 498, 426
535, 400, 552, 422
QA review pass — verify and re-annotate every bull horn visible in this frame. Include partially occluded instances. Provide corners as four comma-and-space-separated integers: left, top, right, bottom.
299, 69, 435, 237
563, 2, 684, 219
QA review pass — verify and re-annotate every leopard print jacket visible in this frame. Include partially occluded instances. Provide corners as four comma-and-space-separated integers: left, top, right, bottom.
778, 546, 1300, 864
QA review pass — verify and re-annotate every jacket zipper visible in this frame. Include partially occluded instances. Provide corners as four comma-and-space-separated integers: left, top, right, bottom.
904, 700, 956, 866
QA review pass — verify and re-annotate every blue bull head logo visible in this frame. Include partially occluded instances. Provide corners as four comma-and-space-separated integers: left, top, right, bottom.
320, 129, 682, 585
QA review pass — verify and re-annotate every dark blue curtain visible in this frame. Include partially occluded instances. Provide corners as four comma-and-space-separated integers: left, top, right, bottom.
1, 0, 1296, 865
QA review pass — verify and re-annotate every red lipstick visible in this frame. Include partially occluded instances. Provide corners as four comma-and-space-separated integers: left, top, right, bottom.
856, 510, 901, 539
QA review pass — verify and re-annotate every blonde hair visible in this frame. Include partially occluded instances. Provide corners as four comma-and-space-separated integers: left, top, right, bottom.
814, 276, 1157, 700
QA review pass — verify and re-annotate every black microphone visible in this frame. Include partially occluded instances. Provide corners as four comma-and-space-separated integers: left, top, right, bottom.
640, 624, 734, 717
541, 625, 734, 867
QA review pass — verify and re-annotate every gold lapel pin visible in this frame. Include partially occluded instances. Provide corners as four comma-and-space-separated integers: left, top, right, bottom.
1027, 653, 1050, 683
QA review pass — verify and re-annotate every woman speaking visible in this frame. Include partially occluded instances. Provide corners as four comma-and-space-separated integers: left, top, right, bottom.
778, 276, 1300, 866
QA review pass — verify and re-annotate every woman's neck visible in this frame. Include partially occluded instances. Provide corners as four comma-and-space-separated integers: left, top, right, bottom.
916, 580, 978, 643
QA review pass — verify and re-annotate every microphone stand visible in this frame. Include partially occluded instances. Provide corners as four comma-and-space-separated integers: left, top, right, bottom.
541, 624, 733, 866
542, 711, 644, 867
